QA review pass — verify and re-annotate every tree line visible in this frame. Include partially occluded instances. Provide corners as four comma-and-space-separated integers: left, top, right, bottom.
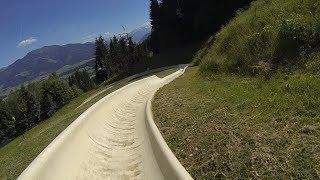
149, 0, 253, 52
1, 34, 150, 146
0, 71, 94, 146
94, 35, 148, 83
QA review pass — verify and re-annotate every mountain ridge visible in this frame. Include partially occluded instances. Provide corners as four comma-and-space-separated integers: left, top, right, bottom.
0, 25, 151, 96
0, 43, 95, 93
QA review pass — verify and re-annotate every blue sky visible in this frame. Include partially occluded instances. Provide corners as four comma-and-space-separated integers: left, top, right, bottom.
0, 0, 150, 68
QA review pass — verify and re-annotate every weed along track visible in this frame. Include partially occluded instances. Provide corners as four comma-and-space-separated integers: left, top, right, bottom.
18, 65, 191, 180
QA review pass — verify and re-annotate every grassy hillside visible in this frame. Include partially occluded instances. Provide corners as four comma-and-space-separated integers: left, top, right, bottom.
196, 0, 320, 75
153, 67, 320, 179
153, 0, 320, 179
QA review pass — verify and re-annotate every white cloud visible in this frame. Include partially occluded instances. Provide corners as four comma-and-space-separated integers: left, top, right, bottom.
18, 37, 37, 48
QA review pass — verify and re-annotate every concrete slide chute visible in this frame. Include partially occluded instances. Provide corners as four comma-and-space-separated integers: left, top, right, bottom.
18, 65, 192, 180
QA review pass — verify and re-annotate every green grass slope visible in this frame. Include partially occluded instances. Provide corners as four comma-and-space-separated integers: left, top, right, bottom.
153, 67, 320, 179
197, 0, 320, 74
153, 0, 320, 179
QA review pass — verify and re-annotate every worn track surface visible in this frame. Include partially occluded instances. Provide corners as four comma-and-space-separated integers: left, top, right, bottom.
18, 67, 186, 180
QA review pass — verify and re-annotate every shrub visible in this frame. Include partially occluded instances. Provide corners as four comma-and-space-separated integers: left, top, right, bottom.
70, 85, 83, 98
68, 70, 95, 92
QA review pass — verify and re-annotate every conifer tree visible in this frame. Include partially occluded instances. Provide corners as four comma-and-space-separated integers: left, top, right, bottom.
149, 0, 253, 50
20, 86, 41, 127
0, 99, 15, 141
94, 36, 108, 83
127, 37, 136, 68
68, 70, 94, 92
40, 92, 57, 119
110, 36, 120, 74
150, 0, 161, 52
6, 90, 27, 135
119, 37, 128, 71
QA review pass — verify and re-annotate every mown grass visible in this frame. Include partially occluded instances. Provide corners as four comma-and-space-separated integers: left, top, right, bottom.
153, 66, 320, 179
0, 67, 177, 179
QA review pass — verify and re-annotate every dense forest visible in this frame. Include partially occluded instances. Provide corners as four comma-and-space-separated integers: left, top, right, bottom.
149, 0, 253, 52
94, 35, 149, 83
0, 71, 94, 146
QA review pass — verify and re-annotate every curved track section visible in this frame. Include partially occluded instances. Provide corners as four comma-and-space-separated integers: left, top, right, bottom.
18, 65, 189, 180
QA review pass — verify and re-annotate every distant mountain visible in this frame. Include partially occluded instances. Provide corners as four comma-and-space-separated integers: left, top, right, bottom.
0, 43, 95, 95
0, 25, 151, 96
129, 23, 151, 43
0, 67, 6, 73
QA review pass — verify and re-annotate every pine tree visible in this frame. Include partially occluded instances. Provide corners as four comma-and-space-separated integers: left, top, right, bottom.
40, 92, 57, 119
160, 0, 181, 46
0, 99, 16, 141
6, 90, 27, 135
68, 70, 94, 92
94, 36, 108, 83
110, 36, 120, 74
150, 0, 161, 52
127, 37, 136, 68
149, 0, 253, 50
70, 85, 83, 98
108, 39, 115, 75
119, 37, 128, 71
68, 74, 78, 87
20, 86, 41, 128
